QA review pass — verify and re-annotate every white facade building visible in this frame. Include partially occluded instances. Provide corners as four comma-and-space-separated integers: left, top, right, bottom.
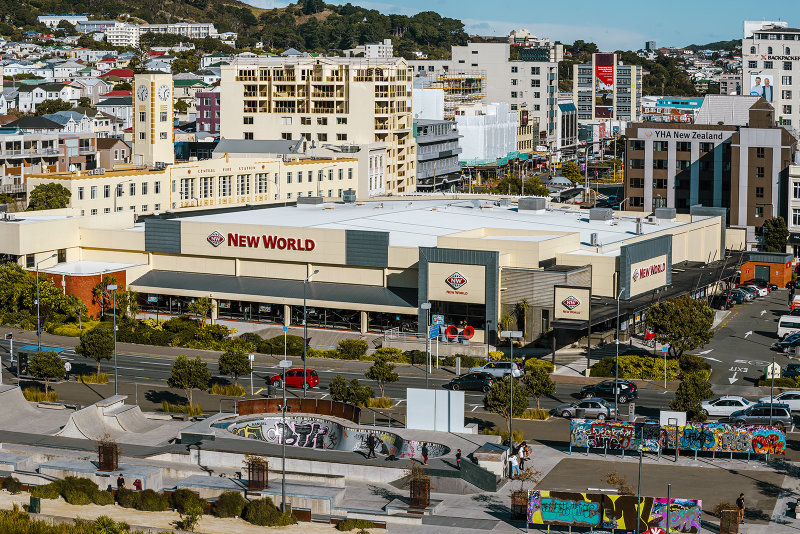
106, 23, 141, 48
365, 39, 394, 59
37, 15, 88, 29
412, 83, 445, 121
455, 102, 517, 163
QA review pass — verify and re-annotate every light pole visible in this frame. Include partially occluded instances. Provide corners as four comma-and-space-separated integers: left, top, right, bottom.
421, 302, 431, 388
302, 269, 319, 398
636, 441, 644, 534
278, 358, 292, 513
501, 330, 522, 454
615, 288, 624, 418
107, 284, 118, 395
770, 352, 775, 427
36, 254, 58, 349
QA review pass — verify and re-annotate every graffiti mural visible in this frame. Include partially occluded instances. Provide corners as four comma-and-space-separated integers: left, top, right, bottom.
569, 419, 785, 455
528, 491, 701, 533
226, 416, 450, 459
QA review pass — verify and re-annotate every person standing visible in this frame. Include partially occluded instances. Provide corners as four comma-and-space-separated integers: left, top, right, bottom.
421, 444, 429, 465
517, 442, 526, 470
116, 475, 125, 489
366, 434, 376, 459
736, 493, 745, 524
508, 453, 519, 478
133, 479, 143, 491
63, 360, 71, 381
455, 449, 462, 470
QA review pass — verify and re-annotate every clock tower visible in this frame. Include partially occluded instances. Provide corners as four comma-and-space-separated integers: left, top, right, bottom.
132, 72, 174, 166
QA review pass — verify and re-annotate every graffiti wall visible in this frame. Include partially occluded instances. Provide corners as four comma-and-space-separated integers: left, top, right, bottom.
528, 491, 701, 533
569, 419, 785, 455
226, 416, 450, 459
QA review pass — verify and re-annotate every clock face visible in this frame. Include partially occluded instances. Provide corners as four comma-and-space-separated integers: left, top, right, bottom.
158, 84, 170, 101
137, 85, 148, 102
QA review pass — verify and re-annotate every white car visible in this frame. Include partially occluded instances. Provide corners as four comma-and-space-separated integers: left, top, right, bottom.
468, 361, 523, 379
700, 396, 755, 417
743, 284, 768, 297
759, 391, 800, 412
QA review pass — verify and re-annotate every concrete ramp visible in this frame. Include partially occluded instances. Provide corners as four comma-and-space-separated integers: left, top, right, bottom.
57, 395, 156, 440
0, 385, 39, 416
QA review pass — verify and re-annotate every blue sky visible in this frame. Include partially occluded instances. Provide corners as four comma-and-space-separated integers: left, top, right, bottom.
243, 0, 797, 50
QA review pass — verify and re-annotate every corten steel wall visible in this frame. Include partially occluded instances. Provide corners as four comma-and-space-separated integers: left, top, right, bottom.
44, 270, 127, 318
740, 261, 792, 288
237, 398, 360, 424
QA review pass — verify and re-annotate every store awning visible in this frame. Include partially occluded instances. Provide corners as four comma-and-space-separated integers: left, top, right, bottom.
130, 270, 418, 312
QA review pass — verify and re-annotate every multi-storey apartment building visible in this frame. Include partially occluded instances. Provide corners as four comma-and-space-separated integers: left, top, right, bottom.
742, 20, 800, 136
106, 22, 140, 48
196, 87, 220, 134
219, 57, 416, 194
140, 23, 218, 39
573, 53, 643, 122
409, 41, 558, 145
414, 119, 461, 191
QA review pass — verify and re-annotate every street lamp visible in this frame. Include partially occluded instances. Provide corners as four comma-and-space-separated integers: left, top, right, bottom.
278, 357, 292, 513
421, 302, 431, 388
636, 441, 644, 534
302, 269, 319, 398
107, 284, 118, 395
36, 254, 58, 349
501, 330, 523, 455
615, 288, 624, 419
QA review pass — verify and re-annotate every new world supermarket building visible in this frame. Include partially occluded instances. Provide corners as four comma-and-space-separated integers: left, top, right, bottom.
0, 197, 737, 346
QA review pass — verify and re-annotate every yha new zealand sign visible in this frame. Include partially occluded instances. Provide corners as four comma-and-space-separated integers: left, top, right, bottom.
208, 231, 316, 252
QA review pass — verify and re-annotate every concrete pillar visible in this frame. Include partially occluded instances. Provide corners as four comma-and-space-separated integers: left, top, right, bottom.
284, 305, 291, 326
234, 258, 240, 277
210, 298, 218, 321
360, 311, 368, 334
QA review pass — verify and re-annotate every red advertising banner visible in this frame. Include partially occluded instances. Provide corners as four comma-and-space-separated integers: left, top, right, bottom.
594, 53, 615, 86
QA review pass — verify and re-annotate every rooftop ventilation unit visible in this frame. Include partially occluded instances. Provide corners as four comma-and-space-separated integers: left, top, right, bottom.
518, 197, 546, 211
342, 189, 356, 203
589, 207, 613, 221
297, 196, 324, 205
590, 232, 599, 246
499, 198, 511, 207
636, 218, 644, 235
654, 207, 677, 221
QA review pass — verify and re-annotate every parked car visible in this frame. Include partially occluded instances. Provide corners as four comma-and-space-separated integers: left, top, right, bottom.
736, 284, 765, 298
700, 396, 755, 417
468, 361, 523, 378
730, 288, 754, 302
758, 391, 800, 412
710, 292, 734, 309
554, 398, 616, 420
742, 278, 778, 292
448, 372, 495, 392
777, 315, 800, 339
728, 403, 792, 430
744, 284, 769, 297
579, 379, 638, 404
782, 363, 800, 379
269, 368, 319, 389
772, 332, 800, 351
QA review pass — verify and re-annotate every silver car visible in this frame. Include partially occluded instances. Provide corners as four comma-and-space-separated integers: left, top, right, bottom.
468, 361, 523, 378
554, 398, 616, 420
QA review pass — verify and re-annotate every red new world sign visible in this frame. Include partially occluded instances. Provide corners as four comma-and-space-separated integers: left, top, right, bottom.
215, 232, 316, 252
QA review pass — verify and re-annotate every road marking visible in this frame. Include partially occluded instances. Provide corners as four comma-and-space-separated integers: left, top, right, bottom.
761, 310, 767, 316
744, 331, 753, 339
254, 387, 264, 395
697, 349, 713, 355
134, 376, 149, 380
729, 366, 749, 373
319, 394, 328, 400
393, 400, 405, 407
703, 357, 722, 362
471, 405, 480, 412
729, 372, 739, 384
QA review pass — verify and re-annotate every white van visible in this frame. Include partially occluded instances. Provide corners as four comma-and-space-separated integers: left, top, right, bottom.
777, 315, 800, 339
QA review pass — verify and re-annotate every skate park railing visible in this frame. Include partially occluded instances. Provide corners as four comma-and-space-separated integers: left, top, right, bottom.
237, 398, 361, 425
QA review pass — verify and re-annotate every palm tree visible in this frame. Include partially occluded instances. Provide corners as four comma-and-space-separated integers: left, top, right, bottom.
515, 299, 530, 341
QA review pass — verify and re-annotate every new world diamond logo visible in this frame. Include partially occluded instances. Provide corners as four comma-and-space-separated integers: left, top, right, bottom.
445, 272, 467, 290
632, 269, 640, 282
207, 231, 225, 247
561, 296, 580, 310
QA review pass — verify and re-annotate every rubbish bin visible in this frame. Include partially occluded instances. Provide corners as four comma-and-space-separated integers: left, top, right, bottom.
29, 496, 40, 514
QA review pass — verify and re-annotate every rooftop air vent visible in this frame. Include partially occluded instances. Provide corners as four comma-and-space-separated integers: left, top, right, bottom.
589, 207, 613, 221
297, 196, 324, 205
590, 232, 599, 246
518, 197, 546, 211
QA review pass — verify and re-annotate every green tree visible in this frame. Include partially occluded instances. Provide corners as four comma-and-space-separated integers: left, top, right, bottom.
115, 289, 139, 320
218, 347, 250, 386
75, 323, 114, 376
91, 275, 118, 318
26, 183, 71, 210
523, 176, 550, 196
34, 98, 73, 116
77, 96, 91, 108
484, 375, 529, 435
168, 355, 211, 405
56, 20, 77, 36
515, 299, 530, 340
29, 350, 64, 394
337, 339, 368, 359
647, 296, 714, 357
329, 374, 348, 401
300, 0, 326, 15
522, 367, 555, 409
174, 100, 189, 114
345, 378, 374, 406
761, 216, 789, 253
669, 371, 713, 422
364, 355, 399, 398
113, 81, 132, 91
188, 297, 213, 324
561, 161, 582, 183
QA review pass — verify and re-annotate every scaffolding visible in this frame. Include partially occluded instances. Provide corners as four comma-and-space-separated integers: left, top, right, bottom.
427, 71, 486, 120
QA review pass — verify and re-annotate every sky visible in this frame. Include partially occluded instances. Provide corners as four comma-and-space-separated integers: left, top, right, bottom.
243, 0, 798, 50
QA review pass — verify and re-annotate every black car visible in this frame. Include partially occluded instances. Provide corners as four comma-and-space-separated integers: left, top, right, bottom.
448, 372, 495, 392
580, 379, 638, 404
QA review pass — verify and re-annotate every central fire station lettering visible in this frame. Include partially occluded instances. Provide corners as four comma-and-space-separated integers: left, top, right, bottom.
227, 233, 316, 251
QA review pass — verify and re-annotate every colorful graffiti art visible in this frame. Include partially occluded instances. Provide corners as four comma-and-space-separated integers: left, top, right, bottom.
527, 491, 701, 533
569, 419, 785, 455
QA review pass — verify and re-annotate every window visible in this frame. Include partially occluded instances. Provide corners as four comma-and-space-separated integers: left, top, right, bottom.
243, 117, 253, 125
237, 174, 250, 195
338, 169, 343, 180
630, 140, 644, 151
794, 208, 800, 226
281, 117, 292, 125
534, 91, 540, 98
755, 207, 764, 218
287, 172, 292, 184
768, 46, 773, 55
219, 175, 231, 196
748, 61, 758, 69
783, 76, 793, 85
139, 132, 145, 140
530, 67, 540, 75
328, 169, 333, 181
298, 171, 303, 183
653, 141, 668, 152
90, 209, 97, 216
756, 186, 764, 198
511, 91, 517, 98
256, 173, 269, 193
281, 133, 292, 140
531, 79, 541, 87
113, 149, 119, 160
511, 66, 518, 73
794, 182, 800, 199
348, 168, 353, 180
336, 117, 347, 124
286, 193, 292, 199
139, 111, 146, 122
103, 207, 110, 214
676, 159, 691, 171
129, 183, 135, 196
699, 142, 713, 153
653, 178, 667, 189
338, 189, 342, 197
629, 177, 644, 188
653, 159, 668, 170
318, 170, 323, 182
756, 167, 765, 178
89, 186, 96, 200
105, 184, 112, 198
159, 111, 167, 122
511, 79, 518, 86
785, 62, 793, 71
200, 176, 213, 198
336, 133, 347, 141
317, 117, 327, 125
764, 61, 774, 69
141, 182, 148, 195
317, 133, 327, 141
154, 181, 160, 194
785, 105, 793, 114
159, 132, 168, 139
783, 90, 793, 99
77, 187, 84, 200
154, 203, 160, 211
756, 147, 765, 158
301, 117, 311, 125
244, 132, 253, 140
676, 141, 691, 152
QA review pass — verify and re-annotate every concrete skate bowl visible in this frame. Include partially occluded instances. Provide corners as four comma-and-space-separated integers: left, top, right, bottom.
221, 415, 450, 460
57, 396, 159, 440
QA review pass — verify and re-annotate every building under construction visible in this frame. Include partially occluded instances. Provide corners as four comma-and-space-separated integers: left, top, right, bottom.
416, 72, 486, 120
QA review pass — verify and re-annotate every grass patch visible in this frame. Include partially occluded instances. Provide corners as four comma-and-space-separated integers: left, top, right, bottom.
337, 518, 376, 530
23, 388, 58, 402
519, 408, 550, 420
366, 396, 393, 409
79, 373, 109, 384
161, 401, 203, 416
210, 383, 246, 396
483, 428, 525, 443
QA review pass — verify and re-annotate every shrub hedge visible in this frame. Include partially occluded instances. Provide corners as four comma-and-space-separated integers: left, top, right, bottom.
242, 497, 296, 527
590, 355, 679, 380
169, 488, 206, 515
2, 476, 22, 494
337, 518, 377, 531
211, 491, 246, 518
525, 359, 554, 373
30, 477, 112, 506
135, 489, 169, 512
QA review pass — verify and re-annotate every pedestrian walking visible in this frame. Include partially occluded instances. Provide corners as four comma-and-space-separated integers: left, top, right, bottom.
133, 479, 143, 491
366, 433, 377, 459
421, 444, 429, 465
509, 454, 519, 478
63, 361, 71, 381
116, 475, 125, 489
517, 442, 526, 470
456, 449, 462, 470
736, 493, 745, 524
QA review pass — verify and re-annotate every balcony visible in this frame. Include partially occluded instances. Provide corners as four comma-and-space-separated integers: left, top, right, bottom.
0, 183, 25, 194
1, 148, 60, 158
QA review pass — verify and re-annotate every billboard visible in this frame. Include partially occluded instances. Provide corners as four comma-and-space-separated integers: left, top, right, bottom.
594, 53, 615, 119
620, 235, 672, 300
749, 73, 774, 102
553, 286, 591, 322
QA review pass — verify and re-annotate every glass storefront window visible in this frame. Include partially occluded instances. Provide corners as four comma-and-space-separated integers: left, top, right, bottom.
367, 312, 418, 333
430, 301, 486, 330
292, 306, 361, 331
